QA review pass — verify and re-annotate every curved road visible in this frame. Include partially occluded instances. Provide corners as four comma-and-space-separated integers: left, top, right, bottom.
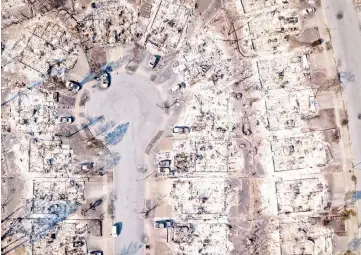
85, 72, 164, 254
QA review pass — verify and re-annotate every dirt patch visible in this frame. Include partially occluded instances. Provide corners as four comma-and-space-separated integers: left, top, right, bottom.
154, 241, 172, 255
288, 36, 308, 48
1, 177, 25, 215
88, 45, 107, 72
297, 28, 319, 43
323, 128, 340, 143
311, 71, 328, 85
306, 109, 336, 130
195, 0, 212, 15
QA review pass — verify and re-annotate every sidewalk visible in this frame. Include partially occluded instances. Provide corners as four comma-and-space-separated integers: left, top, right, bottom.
68, 47, 115, 255
301, 4, 360, 253
320, 1, 361, 253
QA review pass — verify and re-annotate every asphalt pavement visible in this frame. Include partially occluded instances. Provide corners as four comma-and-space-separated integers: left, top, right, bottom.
322, 0, 361, 248
85, 72, 164, 255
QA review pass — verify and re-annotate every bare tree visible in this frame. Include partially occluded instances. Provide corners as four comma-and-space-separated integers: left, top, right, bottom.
138, 195, 166, 219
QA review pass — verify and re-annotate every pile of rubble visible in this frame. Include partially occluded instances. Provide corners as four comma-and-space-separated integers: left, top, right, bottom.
149, 0, 349, 254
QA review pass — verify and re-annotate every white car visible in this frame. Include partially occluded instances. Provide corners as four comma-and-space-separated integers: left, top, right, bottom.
112, 222, 122, 237
100, 72, 110, 88
66, 81, 81, 92
170, 82, 186, 93
173, 126, 191, 134
148, 55, 161, 69
59, 116, 75, 123
148, 55, 157, 69
81, 162, 94, 170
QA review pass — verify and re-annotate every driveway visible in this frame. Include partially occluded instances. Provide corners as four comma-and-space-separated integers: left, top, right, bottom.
85, 72, 164, 254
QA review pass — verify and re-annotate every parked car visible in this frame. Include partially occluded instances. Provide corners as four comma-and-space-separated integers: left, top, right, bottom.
59, 116, 75, 123
148, 55, 161, 69
153, 219, 174, 229
112, 222, 123, 237
159, 159, 171, 167
89, 251, 103, 255
81, 162, 94, 170
173, 126, 191, 134
170, 82, 186, 93
66, 81, 81, 92
301, 7, 316, 16
100, 72, 111, 88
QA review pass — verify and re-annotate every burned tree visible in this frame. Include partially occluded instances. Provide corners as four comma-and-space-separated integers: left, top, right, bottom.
138, 196, 166, 219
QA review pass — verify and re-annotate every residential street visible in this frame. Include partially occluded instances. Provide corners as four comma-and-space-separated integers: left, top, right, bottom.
322, 0, 361, 249
85, 72, 164, 254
